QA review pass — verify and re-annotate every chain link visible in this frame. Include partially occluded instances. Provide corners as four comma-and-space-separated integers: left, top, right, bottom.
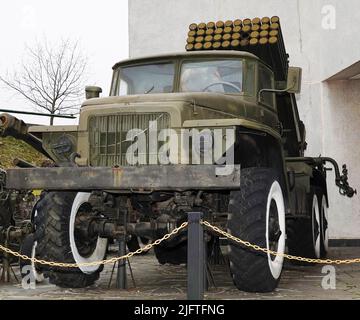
201, 220, 360, 265
1, 220, 360, 268
0, 222, 188, 268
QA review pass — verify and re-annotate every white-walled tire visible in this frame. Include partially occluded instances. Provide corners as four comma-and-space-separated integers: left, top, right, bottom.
228, 167, 286, 292
311, 193, 321, 259
287, 188, 322, 264
69, 193, 108, 274
127, 236, 151, 255
266, 180, 286, 279
34, 192, 108, 288
319, 193, 329, 257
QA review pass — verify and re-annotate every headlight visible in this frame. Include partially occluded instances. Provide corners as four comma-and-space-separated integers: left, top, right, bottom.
45, 133, 77, 161
52, 134, 74, 155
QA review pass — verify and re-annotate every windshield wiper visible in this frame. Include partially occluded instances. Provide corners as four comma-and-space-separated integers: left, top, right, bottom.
144, 85, 154, 94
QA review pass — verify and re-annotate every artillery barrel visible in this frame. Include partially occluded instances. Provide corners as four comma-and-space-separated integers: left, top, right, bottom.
0, 113, 51, 159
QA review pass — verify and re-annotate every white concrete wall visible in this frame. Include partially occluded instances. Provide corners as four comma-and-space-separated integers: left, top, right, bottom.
322, 81, 360, 238
129, 0, 360, 238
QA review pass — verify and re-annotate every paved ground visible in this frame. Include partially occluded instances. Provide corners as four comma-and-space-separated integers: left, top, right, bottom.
0, 247, 360, 300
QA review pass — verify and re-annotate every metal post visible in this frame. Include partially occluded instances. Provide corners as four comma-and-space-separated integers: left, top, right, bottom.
187, 212, 204, 300
116, 209, 127, 289
204, 238, 208, 291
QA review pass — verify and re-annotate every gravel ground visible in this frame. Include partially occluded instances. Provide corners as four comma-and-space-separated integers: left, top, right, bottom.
0, 247, 359, 300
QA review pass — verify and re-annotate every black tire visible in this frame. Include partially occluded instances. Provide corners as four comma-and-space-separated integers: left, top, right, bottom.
154, 241, 188, 265
34, 192, 106, 288
154, 237, 215, 265
20, 234, 45, 283
227, 167, 286, 293
0, 195, 14, 228
127, 236, 150, 255
287, 187, 321, 265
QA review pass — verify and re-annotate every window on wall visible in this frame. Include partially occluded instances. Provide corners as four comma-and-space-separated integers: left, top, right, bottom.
258, 64, 275, 108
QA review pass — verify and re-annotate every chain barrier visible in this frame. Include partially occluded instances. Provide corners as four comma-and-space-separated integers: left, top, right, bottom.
0, 220, 360, 268
201, 220, 360, 265
0, 222, 188, 268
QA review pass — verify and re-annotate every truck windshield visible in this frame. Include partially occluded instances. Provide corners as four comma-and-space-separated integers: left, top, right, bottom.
180, 59, 243, 93
117, 63, 175, 95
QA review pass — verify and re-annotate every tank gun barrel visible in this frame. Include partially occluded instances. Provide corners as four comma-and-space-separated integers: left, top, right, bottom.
0, 113, 51, 159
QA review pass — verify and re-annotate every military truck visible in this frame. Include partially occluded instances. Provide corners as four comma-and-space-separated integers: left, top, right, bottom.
0, 17, 356, 292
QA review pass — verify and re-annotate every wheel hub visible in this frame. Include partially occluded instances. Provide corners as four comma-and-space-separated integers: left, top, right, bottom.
268, 199, 280, 260
74, 203, 99, 258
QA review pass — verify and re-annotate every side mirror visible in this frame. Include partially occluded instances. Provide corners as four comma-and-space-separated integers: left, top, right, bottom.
258, 66, 302, 103
85, 86, 102, 99
286, 67, 302, 94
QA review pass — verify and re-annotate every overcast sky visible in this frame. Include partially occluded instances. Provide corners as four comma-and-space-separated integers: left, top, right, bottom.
0, 0, 129, 125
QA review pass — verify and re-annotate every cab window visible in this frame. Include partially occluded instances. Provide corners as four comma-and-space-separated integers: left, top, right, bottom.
180, 59, 243, 93
116, 63, 175, 95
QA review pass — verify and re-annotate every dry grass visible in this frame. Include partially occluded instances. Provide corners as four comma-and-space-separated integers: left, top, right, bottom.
0, 136, 46, 168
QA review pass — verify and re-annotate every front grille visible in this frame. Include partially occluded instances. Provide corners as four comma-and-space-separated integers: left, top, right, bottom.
89, 113, 170, 166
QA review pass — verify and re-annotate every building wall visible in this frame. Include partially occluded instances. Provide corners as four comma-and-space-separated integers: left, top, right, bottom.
129, 0, 360, 238
322, 81, 360, 238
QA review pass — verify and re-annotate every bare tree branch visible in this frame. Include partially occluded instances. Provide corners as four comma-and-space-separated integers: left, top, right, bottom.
0, 38, 88, 124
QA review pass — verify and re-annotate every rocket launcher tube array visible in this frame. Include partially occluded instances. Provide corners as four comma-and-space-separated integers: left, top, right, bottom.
185, 16, 289, 81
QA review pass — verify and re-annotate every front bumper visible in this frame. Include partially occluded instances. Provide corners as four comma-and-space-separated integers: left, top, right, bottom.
2, 165, 240, 191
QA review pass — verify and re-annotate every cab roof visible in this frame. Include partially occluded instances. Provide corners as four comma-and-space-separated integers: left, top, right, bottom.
113, 50, 260, 70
